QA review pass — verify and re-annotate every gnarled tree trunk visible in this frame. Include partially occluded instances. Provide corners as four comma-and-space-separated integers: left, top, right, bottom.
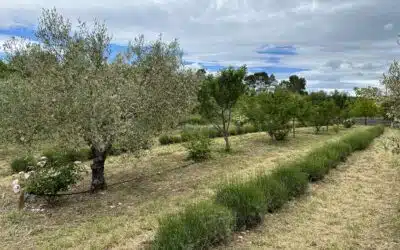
91, 147, 107, 191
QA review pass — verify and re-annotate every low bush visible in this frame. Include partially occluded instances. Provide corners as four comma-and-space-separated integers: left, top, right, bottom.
108, 145, 128, 156
159, 134, 174, 145
184, 132, 212, 162
341, 126, 383, 151
152, 201, 235, 250
270, 166, 309, 198
343, 119, 355, 128
251, 175, 289, 212
10, 156, 37, 173
24, 161, 83, 198
178, 114, 208, 126
243, 124, 259, 133
332, 124, 340, 133
215, 181, 267, 230
152, 126, 385, 249
159, 124, 259, 145
298, 154, 331, 182
274, 129, 290, 141
228, 126, 238, 136
43, 149, 90, 166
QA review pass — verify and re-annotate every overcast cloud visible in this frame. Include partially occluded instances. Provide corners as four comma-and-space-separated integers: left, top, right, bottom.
1, 0, 400, 92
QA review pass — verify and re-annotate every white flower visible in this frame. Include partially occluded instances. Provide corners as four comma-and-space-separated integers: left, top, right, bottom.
37, 161, 46, 167
40, 156, 47, 161
24, 172, 30, 179
13, 184, 21, 194
12, 179, 19, 186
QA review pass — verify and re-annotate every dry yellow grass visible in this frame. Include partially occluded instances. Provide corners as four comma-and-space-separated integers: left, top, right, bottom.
219, 129, 400, 250
0, 127, 352, 250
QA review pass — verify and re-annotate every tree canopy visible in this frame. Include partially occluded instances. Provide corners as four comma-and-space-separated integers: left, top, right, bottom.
280, 75, 307, 95
0, 8, 200, 190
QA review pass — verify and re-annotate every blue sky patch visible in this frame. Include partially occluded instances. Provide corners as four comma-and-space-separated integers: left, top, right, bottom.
256, 45, 297, 56
0, 26, 36, 40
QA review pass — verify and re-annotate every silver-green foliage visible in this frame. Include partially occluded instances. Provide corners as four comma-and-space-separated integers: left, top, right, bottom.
0, 8, 200, 189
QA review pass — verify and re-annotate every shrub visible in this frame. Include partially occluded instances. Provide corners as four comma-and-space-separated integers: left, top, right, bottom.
10, 156, 37, 173
159, 134, 173, 145
298, 154, 331, 182
332, 124, 340, 133
251, 175, 289, 212
215, 181, 267, 230
343, 119, 355, 128
152, 201, 234, 250
108, 145, 128, 156
243, 124, 258, 134
24, 161, 83, 198
184, 132, 212, 162
270, 166, 308, 198
43, 149, 90, 166
274, 129, 290, 141
181, 128, 194, 142
228, 126, 238, 136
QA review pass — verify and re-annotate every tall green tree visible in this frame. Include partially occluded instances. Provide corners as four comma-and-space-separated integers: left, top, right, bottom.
244, 71, 276, 94
280, 75, 307, 95
198, 66, 247, 151
354, 86, 382, 99
350, 98, 379, 125
288, 94, 310, 137
0, 9, 200, 191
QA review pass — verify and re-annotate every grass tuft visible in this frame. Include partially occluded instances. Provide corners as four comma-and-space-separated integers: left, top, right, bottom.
152, 201, 235, 250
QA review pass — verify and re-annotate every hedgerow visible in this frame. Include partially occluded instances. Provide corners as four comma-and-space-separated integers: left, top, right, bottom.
152, 125, 384, 249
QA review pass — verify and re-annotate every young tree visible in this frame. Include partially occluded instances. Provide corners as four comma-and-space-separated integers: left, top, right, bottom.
241, 89, 293, 140
306, 91, 337, 133
350, 98, 379, 125
288, 94, 310, 137
198, 66, 247, 151
0, 9, 199, 191
331, 90, 350, 122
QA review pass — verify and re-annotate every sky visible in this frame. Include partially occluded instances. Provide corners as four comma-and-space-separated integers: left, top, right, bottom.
1, 0, 400, 92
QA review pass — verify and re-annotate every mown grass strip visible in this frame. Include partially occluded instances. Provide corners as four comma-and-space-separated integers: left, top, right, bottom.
152, 125, 385, 249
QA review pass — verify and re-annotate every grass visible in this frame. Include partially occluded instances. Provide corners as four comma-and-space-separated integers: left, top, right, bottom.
218, 128, 400, 250
0, 126, 363, 249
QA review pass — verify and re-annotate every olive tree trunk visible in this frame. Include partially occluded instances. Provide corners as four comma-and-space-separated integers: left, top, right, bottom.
91, 147, 107, 191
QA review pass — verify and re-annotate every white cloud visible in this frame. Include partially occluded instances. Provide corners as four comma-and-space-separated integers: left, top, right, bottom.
384, 23, 394, 31
0, 0, 400, 91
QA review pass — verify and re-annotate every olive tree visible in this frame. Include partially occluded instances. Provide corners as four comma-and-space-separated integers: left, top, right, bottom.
198, 66, 247, 151
382, 60, 400, 122
0, 9, 199, 191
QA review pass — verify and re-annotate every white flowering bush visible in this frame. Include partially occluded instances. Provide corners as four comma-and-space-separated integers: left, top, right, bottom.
24, 160, 84, 197
11, 157, 84, 202
343, 119, 355, 128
